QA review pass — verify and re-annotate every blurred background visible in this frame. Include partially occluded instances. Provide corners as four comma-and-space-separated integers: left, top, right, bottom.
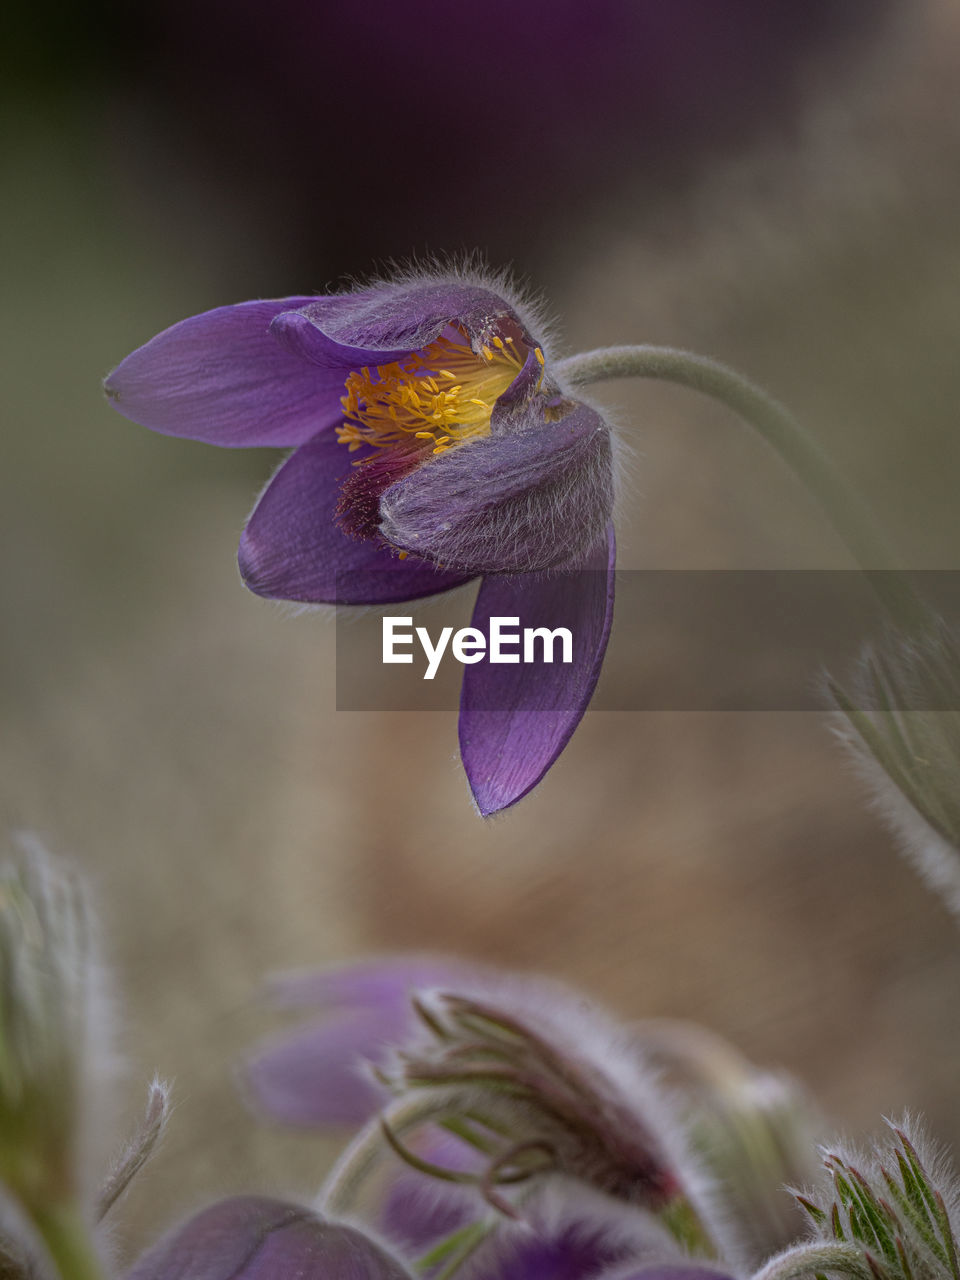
4, 0, 960, 1262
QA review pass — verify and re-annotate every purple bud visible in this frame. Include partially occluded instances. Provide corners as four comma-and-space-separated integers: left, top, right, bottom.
126, 1196, 412, 1280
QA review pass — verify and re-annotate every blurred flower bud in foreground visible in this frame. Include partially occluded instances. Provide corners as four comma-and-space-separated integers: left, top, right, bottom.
127, 1196, 414, 1280
0, 839, 170, 1280
829, 621, 960, 918
0, 837, 109, 1220
636, 1021, 823, 1270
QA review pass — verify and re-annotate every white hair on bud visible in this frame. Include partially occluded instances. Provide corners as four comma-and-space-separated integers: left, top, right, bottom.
353, 253, 561, 368
834, 723, 960, 919
389, 966, 743, 1267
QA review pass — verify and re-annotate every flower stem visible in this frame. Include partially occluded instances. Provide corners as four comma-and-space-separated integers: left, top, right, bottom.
751, 1242, 868, 1280
318, 1096, 459, 1216
31, 1203, 106, 1280
555, 345, 929, 631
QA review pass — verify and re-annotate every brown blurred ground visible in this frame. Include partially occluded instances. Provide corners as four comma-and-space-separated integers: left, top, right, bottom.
3, 0, 960, 1263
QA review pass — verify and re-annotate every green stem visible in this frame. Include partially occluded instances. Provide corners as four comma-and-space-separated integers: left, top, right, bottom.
31, 1203, 106, 1280
415, 1221, 496, 1276
555, 345, 930, 632
318, 1096, 460, 1216
751, 1242, 869, 1280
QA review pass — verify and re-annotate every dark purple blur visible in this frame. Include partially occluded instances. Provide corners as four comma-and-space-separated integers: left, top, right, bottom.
116, 0, 887, 275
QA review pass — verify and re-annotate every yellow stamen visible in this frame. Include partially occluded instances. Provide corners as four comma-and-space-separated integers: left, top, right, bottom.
336, 330, 529, 461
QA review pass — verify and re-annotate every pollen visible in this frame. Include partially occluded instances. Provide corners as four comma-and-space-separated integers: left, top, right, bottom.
336, 331, 540, 461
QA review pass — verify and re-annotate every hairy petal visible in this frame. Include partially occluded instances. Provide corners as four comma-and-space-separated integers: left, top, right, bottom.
238, 433, 474, 604
126, 1196, 412, 1280
459, 525, 616, 815
378, 401, 614, 573
104, 299, 349, 446
270, 279, 531, 370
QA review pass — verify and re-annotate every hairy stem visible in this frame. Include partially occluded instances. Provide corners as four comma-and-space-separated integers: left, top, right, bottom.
318, 1096, 461, 1216
752, 1242, 869, 1280
555, 345, 928, 631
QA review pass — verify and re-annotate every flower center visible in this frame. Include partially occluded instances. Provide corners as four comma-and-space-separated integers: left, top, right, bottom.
336, 331, 543, 459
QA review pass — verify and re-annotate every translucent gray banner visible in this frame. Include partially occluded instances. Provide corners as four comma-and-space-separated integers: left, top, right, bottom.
334, 571, 960, 711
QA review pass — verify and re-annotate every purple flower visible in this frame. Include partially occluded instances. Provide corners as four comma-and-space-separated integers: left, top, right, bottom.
104, 269, 616, 816
126, 1195, 412, 1280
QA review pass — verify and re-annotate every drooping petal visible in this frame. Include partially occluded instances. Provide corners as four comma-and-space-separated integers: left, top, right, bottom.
378, 401, 613, 574
126, 1196, 411, 1280
270, 278, 533, 370
459, 525, 616, 816
104, 298, 350, 446
237, 433, 474, 604
244, 958, 470, 1128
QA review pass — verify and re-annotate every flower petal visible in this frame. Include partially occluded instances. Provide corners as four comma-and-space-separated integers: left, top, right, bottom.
104, 298, 348, 446
126, 1196, 412, 1280
237, 433, 474, 604
243, 1010, 391, 1127
270, 279, 529, 369
244, 958, 470, 1127
458, 525, 616, 816
378, 401, 614, 574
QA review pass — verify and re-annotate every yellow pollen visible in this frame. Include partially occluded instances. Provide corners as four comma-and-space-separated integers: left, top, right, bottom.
336, 331, 529, 460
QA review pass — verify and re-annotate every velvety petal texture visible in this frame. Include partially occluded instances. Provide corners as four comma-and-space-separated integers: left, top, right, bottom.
238, 433, 474, 604
243, 958, 468, 1127
459, 525, 616, 816
126, 1196, 412, 1280
270, 278, 535, 370
378, 401, 613, 573
104, 299, 348, 446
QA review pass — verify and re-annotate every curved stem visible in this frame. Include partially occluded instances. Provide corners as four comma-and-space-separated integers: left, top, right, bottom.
752, 1242, 868, 1280
555, 345, 929, 631
317, 1095, 459, 1216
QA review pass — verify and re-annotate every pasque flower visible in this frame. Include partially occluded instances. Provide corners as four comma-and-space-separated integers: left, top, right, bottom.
104, 268, 616, 816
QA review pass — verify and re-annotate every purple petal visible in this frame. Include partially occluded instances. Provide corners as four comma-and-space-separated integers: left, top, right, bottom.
126, 1196, 411, 1280
237, 433, 474, 604
380, 1130, 480, 1249
104, 298, 350, 447
265, 957, 466, 1011
243, 1010, 390, 1127
382, 1156, 644, 1280
459, 525, 616, 816
244, 958, 471, 1127
378, 401, 613, 574
270, 280, 529, 370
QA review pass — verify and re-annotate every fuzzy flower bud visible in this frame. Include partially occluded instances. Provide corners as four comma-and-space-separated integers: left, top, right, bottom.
0, 839, 107, 1218
638, 1022, 823, 1269
829, 621, 960, 918
372, 984, 696, 1230
784, 1120, 960, 1280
